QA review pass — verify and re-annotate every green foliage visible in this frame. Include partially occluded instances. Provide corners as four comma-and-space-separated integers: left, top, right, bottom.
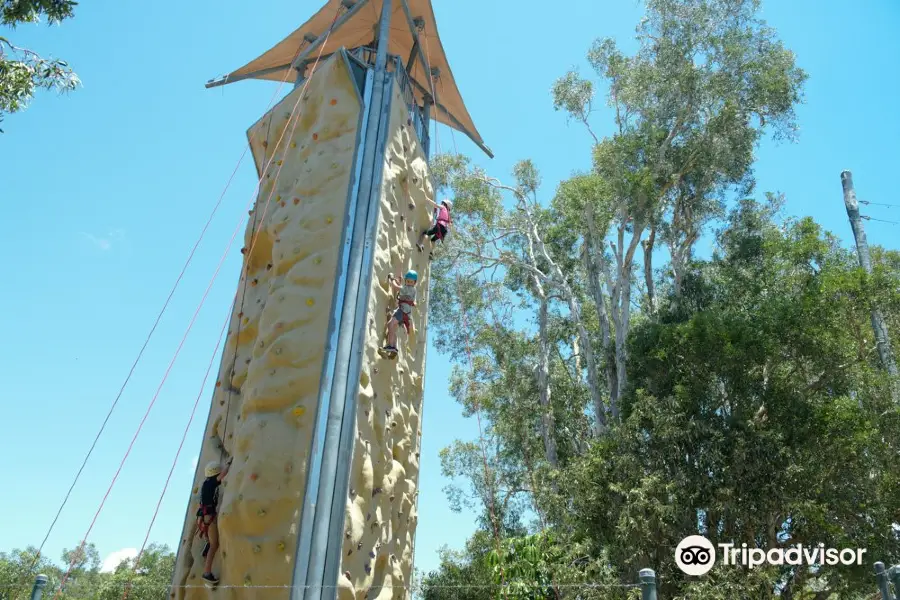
427, 4, 897, 598
0, 543, 174, 600
0, 0, 79, 131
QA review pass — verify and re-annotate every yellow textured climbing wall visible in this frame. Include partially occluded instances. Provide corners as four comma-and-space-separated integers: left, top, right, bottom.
172, 54, 363, 600
336, 79, 435, 600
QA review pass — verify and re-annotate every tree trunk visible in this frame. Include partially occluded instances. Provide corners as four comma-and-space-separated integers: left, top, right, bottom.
536, 292, 559, 468
584, 203, 619, 418
522, 198, 607, 433
611, 219, 645, 407
643, 225, 657, 313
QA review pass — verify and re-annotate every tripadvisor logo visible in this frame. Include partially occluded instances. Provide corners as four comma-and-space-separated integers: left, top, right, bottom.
675, 536, 866, 576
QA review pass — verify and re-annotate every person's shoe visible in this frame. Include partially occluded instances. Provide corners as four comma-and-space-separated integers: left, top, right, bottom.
202, 573, 219, 585
416, 243, 424, 252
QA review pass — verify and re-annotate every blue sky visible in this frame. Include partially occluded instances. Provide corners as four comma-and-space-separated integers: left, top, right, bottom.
1, 0, 898, 583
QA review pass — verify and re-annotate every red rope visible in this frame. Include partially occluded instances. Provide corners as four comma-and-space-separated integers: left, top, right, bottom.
114, 8, 345, 599
121, 316, 228, 599
53, 17, 343, 597
22, 47, 300, 592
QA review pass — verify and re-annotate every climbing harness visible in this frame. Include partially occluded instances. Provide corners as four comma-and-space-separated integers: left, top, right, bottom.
196, 505, 215, 541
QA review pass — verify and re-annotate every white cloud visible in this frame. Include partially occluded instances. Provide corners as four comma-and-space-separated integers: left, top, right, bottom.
79, 229, 126, 251
190, 455, 199, 473
101, 547, 138, 573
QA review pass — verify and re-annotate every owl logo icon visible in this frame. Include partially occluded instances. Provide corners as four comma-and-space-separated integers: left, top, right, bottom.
675, 536, 716, 576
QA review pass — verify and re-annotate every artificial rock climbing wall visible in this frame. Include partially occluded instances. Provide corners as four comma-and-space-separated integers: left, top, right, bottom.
335, 79, 435, 600
172, 54, 363, 600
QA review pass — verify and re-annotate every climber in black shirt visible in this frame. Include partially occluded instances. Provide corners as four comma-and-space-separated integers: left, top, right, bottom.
196, 458, 230, 585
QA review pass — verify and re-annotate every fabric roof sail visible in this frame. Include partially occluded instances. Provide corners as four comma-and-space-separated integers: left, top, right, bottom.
210, 0, 491, 157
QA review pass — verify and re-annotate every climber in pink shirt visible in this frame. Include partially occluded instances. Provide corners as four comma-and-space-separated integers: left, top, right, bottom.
416, 198, 453, 259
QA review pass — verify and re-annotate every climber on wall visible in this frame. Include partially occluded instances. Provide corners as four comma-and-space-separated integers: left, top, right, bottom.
416, 198, 453, 260
197, 458, 231, 586
381, 270, 418, 357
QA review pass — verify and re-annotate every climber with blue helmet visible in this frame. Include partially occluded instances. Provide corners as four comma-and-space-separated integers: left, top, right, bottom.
381, 269, 419, 357
417, 197, 453, 260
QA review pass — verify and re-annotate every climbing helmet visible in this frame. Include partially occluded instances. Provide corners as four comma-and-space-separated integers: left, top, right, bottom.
404, 270, 418, 282
205, 461, 221, 478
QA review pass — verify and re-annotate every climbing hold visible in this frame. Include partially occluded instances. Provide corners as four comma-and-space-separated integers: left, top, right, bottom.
250, 279, 258, 287
357, 541, 363, 550
293, 197, 300, 205
349, 488, 356, 497
312, 133, 319, 141
314, 257, 322, 265
278, 542, 286, 552
369, 550, 376, 559
373, 487, 382, 497
266, 263, 273, 270
257, 509, 267, 517
276, 195, 281, 201
262, 140, 268, 148
364, 563, 372, 575
219, 399, 225, 406
215, 381, 221, 388
306, 298, 315, 306
325, 216, 333, 224
280, 200, 286, 207
366, 513, 371, 522
408, 202, 415, 210
253, 544, 261, 553
244, 575, 252, 586
277, 160, 283, 166
250, 473, 259, 481
347, 549, 352, 556
238, 312, 244, 318
240, 247, 247, 254
292, 406, 306, 417
291, 141, 297, 148
193, 487, 199, 494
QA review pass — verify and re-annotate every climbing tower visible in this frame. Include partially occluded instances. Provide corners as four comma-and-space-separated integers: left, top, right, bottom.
169, 1, 490, 599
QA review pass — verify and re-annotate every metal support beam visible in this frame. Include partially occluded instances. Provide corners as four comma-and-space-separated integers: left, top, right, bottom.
422, 95, 432, 158
407, 75, 494, 158
399, 0, 432, 82
406, 38, 419, 74
290, 0, 371, 71
301, 3, 393, 598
